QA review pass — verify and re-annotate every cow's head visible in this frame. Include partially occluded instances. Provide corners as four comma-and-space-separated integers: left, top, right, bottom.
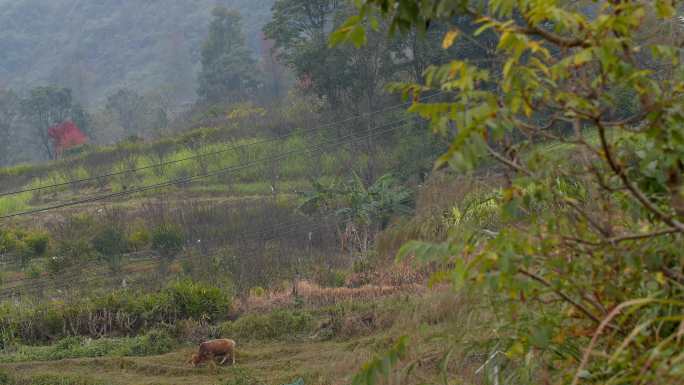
188, 353, 201, 367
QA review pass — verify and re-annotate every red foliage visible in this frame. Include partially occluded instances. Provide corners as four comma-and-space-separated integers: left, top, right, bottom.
48, 121, 87, 156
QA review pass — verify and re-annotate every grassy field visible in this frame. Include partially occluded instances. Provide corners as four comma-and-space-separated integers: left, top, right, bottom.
2, 340, 372, 385
0, 288, 490, 385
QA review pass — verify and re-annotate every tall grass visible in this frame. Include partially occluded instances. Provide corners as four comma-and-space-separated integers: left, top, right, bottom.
0, 330, 175, 363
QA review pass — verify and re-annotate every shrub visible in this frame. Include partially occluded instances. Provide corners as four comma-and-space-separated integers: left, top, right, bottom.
161, 280, 231, 322
0, 229, 15, 254
92, 226, 128, 258
45, 256, 67, 275
314, 268, 347, 288
127, 228, 150, 251
151, 224, 183, 258
125, 329, 175, 356
26, 263, 43, 279
92, 225, 128, 272
249, 286, 265, 297
56, 239, 94, 263
14, 241, 31, 267
0, 280, 231, 345
0, 228, 42, 266
0, 370, 10, 385
24, 233, 50, 257
221, 309, 313, 340
0, 332, 176, 364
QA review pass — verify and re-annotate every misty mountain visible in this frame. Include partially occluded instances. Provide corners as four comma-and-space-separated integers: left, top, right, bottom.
0, 0, 275, 107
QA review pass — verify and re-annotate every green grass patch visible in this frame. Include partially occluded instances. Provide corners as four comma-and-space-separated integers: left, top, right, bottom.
0, 192, 31, 217
0, 330, 176, 364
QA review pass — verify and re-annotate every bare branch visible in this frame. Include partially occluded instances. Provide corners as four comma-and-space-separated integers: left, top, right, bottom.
485, 144, 533, 177
564, 227, 680, 246
518, 268, 609, 328
563, 198, 612, 238
596, 119, 684, 232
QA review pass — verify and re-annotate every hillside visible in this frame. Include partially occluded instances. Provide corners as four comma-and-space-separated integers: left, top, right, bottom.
1, 2, 683, 385
0, 0, 275, 106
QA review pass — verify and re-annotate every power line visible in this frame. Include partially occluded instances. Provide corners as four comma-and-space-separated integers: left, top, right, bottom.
0, 117, 424, 293
0, 216, 334, 299
0, 175, 409, 299
0, 200, 395, 300
0, 93, 444, 198
0, 118, 412, 220
0, 126, 422, 298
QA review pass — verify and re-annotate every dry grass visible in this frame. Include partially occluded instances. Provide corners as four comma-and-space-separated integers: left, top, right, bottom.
242, 280, 425, 314
376, 171, 505, 260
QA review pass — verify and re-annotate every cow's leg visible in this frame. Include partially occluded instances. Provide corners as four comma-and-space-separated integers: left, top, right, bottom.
220, 354, 228, 365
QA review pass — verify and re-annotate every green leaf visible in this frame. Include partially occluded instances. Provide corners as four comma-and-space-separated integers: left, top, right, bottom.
573, 48, 593, 66
655, 0, 675, 18
396, 241, 451, 262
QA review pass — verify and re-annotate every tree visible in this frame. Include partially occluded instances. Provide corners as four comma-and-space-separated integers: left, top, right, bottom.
264, 0, 390, 111
337, 1, 684, 384
47, 121, 87, 157
105, 88, 146, 137
21, 86, 74, 160
265, 0, 406, 182
198, 7, 259, 104
0, 89, 20, 166
300, 173, 412, 256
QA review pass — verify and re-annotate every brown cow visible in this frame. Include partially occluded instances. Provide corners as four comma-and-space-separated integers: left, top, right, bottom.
188, 338, 236, 367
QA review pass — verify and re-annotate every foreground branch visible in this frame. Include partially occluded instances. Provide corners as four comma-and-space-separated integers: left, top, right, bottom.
486, 145, 533, 177
518, 268, 607, 328
596, 120, 684, 232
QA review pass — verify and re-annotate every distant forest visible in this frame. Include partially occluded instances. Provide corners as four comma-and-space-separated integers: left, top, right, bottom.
0, 0, 275, 107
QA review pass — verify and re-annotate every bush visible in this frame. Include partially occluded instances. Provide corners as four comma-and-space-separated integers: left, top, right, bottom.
0, 229, 17, 254
45, 256, 67, 275
24, 233, 49, 257
0, 332, 176, 364
92, 226, 128, 258
161, 280, 231, 322
127, 228, 150, 251
56, 239, 94, 263
221, 309, 313, 340
0, 280, 232, 345
0, 228, 49, 266
126, 329, 175, 356
151, 224, 183, 258
0, 370, 10, 385
314, 268, 347, 288
249, 286, 265, 297
26, 263, 43, 279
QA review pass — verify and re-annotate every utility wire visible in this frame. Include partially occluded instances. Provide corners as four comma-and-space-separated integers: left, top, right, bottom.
0, 199, 397, 300
0, 174, 410, 299
0, 116, 423, 291
0, 117, 413, 220
0, 93, 444, 198
0, 216, 333, 299
0, 125, 422, 297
